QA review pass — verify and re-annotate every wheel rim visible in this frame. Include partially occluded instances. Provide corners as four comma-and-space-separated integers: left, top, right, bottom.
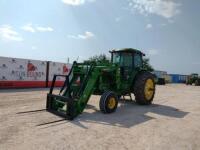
144, 79, 154, 100
108, 97, 116, 109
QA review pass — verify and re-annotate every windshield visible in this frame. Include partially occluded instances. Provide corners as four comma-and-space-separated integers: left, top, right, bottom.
112, 53, 133, 67
120, 53, 133, 67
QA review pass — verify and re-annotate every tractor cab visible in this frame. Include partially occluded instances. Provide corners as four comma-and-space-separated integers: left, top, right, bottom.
191, 73, 198, 78
110, 48, 145, 79
186, 73, 200, 86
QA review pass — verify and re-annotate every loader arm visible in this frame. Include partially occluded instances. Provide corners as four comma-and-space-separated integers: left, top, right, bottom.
46, 62, 101, 120
76, 68, 100, 113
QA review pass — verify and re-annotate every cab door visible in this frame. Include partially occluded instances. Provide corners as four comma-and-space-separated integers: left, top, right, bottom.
120, 53, 134, 81
133, 53, 143, 69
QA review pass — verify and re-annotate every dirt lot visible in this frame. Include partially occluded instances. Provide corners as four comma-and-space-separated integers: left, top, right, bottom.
0, 84, 200, 150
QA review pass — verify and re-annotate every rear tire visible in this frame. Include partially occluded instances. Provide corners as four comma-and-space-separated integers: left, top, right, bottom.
99, 91, 118, 113
134, 72, 155, 105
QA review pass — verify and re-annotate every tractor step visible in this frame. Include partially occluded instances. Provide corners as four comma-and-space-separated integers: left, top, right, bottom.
122, 93, 133, 101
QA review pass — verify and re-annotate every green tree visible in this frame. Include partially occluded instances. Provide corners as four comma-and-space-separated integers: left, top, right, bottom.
84, 54, 110, 64
143, 58, 154, 72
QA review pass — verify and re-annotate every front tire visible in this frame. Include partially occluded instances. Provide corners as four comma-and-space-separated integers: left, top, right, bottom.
134, 72, 156, 105
99, 91, 118, 113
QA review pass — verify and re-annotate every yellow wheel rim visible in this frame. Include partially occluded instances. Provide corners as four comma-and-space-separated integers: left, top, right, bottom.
144, 79, 154, 100
108, 97, 116, 109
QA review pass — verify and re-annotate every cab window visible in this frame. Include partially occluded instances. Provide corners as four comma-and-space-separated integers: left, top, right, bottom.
112, 53, 120, 64
120, 53, 133, 67
134, 54, 142, 68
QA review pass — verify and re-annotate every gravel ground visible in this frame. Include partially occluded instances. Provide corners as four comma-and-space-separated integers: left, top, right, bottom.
0, 84, 200, 150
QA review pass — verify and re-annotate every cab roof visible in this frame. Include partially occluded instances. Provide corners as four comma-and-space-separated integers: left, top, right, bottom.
110, 48, 145, 56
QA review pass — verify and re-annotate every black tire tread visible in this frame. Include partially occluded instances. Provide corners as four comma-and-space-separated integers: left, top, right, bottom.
134, 72, 155, 105
99, 91, 118, 113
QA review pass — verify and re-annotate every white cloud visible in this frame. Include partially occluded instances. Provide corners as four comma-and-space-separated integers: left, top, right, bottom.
146, 23, 152, 29
62, 0, 84, 5
36, 26, 54, 32
147, 49, 158, 56
21, 24, 53, 33
21, 23, 35, 33
128, 0, 181, 19
62, 0, 95, 6
0, 25, 23, 42
68, 31, 95, 40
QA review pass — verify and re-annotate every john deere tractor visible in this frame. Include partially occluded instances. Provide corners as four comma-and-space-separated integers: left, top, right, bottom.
186, 73, 200, 86
46, 48, 156, 120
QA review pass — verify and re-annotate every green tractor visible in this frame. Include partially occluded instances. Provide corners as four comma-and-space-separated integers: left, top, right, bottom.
186, 73, 200, 86
46, 48, 156, 120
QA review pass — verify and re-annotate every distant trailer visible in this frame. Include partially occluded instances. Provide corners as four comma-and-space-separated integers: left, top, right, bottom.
0, 56, 71, 89
152, 70, 167, 79
152, 70, 172, 84
169, 74, 187, 83
0, 57, 47, 88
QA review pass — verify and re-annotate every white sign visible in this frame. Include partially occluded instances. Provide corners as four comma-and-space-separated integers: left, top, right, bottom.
49, 62, 71, 81
0, 57, 46, 81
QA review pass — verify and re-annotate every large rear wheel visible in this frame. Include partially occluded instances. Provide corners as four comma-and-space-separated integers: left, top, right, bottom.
134, 72, 156, 105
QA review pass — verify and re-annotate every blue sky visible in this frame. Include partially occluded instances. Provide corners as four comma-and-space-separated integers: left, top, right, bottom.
0, 0, 199, 74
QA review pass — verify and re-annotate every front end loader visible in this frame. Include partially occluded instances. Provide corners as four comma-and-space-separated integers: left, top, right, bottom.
46, 48, 156, 120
